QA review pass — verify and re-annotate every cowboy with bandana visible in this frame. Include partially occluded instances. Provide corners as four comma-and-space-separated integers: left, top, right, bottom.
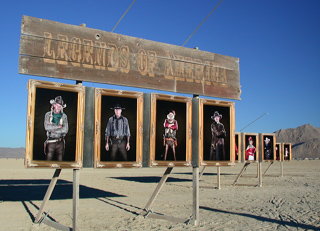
44, 96, 69, 161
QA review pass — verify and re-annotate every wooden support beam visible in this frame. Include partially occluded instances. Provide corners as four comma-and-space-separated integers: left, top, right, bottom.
143, 167, 173, 212
192, 167, 199, 226
199, 166, 206, 179
73, 169, 80, 231
217, 166, 221, 190
41, 216, 71, 231
233, 163, 250, 186
34, 169, 62, 223
258, 162, 262, 187
263, 162, 274, 176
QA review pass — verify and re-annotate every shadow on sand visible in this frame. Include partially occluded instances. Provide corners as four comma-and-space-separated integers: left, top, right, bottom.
200, 206, 319, 230
111, 176, 192, 183
0, 179, 125, 201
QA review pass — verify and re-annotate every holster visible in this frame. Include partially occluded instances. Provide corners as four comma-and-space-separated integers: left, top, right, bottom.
44, 140, 48, 155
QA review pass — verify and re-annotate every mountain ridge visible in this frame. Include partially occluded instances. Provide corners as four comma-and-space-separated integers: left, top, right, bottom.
274, 124, 320, 159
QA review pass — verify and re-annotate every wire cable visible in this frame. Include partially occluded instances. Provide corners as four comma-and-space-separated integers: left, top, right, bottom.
111, 0, 136, 33
182, 0, 224, 47
239, 113, 269, 132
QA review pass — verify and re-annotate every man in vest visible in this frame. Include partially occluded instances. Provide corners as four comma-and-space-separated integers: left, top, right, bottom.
105, 104, 131, 161
44, 96, 69, 161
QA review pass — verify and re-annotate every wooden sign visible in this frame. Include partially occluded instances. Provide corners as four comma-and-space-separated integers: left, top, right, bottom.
19, 16, 241, 100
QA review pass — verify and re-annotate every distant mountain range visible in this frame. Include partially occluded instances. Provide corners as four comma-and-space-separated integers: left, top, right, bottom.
0, 147, 25, 158
1, 124, 319, 159
274, 124, 320, 159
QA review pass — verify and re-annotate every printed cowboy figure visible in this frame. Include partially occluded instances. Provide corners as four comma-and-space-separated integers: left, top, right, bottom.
44, 96, 69, 161
163, 110, 178, 161
264, 137, 272, 160
210, 111, 226, 161
245, 136, 256, 161
284, 147, 289, 160
105, 104, 131, 161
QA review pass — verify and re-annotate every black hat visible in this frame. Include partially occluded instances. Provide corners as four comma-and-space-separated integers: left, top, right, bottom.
50, 96, 66, 108
111, 104, 125, 110
211, 111, 222, 120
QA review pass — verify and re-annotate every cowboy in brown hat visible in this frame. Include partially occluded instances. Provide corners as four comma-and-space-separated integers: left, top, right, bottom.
209, 111, 226, 161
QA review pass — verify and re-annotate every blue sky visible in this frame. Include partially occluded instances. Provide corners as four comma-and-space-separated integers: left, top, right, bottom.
1, 0, 319, 148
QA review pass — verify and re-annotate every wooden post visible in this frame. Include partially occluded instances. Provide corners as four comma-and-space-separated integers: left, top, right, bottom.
258, 162, 262, 187
34, 169, 62, 223
192, 167, 199, 226
73, 169, 80, 231
144, 167, 173, 212
217, 166, 221, 190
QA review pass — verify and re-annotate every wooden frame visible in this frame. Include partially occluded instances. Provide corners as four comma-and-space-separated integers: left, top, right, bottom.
282, 143, 292, 161
275, 143, 282, 161
242, 133, 259, 163
199, 99, 235, 166
25, 79, 85, 168
235, 132, 241, 163
260, 133, 276, 162
149, 93, 192, 167
94, 88, 143, 168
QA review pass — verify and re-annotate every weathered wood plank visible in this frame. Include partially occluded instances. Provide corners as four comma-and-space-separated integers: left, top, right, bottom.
19, 15, 241, 99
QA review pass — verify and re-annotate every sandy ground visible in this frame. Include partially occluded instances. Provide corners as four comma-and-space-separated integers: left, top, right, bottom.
0, 159, 319, 231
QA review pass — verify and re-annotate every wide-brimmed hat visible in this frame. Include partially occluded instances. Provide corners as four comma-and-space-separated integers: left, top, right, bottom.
167, 109, 176, 116
211, 111, 222, 120
111, 104, 125, 110
264, 137, 270, 142
50, 96, 66, 108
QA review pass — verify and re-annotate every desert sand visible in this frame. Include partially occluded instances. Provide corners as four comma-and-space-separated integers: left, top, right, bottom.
0, 159, 319, 231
